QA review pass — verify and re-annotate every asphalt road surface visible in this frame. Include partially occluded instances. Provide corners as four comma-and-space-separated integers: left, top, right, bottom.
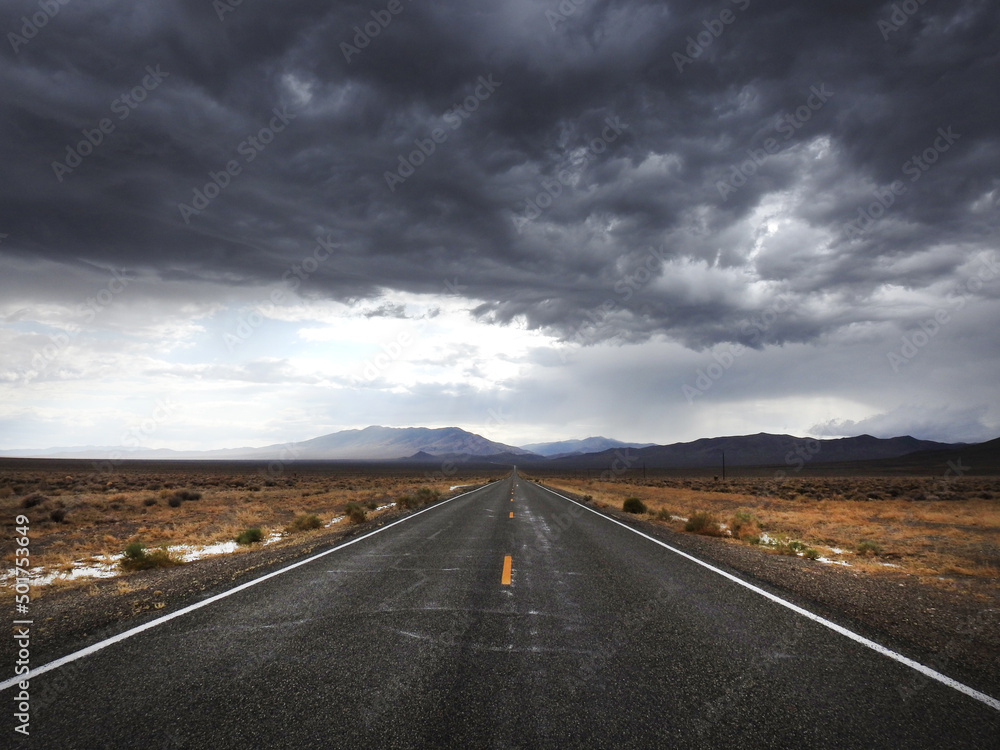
6, 471, 1000, 748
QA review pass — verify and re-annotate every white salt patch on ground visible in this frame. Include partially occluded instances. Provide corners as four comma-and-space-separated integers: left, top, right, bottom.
5, 554, 124, 586
450, 485, 473, 491
56, 564, 119, 581
670, 515, 688, 522
171, 541, 239, 562
0, 566, 43, 585
6, 502, 385, 585
880, 562, 901, 568
816, 557, 853, 566
7, 531, 292, 585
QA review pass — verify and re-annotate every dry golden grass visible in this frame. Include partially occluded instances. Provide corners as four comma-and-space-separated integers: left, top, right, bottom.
0, 461, 500, 600
533, 474, 1000, 586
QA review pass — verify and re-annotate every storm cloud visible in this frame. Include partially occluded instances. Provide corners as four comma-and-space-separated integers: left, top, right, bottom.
1, 0, 998, 449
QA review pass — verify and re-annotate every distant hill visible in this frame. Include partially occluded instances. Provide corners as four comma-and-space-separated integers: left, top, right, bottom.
2, 426, 535, 461
6, 429, 992, 470
520, 436, 656, 458
833, 435, 1000, 475
547, 433, 966, 469
273, 426, 535, 460
406, 450, 536, 463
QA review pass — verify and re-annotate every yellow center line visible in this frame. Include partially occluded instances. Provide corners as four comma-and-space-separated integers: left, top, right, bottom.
501, 555, 512, 585
509, 511, 513, 518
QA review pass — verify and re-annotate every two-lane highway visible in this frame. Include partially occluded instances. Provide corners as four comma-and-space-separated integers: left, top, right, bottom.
6, 471, 999, 748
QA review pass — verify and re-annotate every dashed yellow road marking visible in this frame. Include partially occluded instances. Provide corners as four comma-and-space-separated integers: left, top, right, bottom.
509, 511, 513, 518
501, 555, 512, 585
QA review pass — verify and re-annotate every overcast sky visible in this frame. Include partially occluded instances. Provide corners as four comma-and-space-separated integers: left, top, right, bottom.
1, 0, 998, 451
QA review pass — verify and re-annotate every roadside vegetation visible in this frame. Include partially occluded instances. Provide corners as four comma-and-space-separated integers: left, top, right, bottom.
622, 497, 647, 514
537, 473, 1000, 585
396, 487, 441, 509
120, 542, 182, 572
0, 462, 499, 599
236, 527, 264, 545
287, 513, 322, 532
343, 502, 367, 524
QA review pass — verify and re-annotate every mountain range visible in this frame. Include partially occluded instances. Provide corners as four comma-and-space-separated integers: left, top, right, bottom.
545, 433, 965, 469
520, 437, 656, 457
1, 426, 531, 461
2, 426, 995, 471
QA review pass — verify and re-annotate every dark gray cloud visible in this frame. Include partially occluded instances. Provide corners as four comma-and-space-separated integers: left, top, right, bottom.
1, 0, 998, 445
3, 2, 997, 334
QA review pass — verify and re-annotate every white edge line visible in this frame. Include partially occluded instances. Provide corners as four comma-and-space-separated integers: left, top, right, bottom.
0, 481, 496, 692
535, 482, 1000, 713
